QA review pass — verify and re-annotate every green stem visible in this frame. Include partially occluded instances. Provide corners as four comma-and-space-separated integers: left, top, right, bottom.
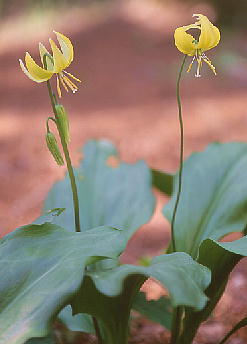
169, 55, 187, 344
170, 55, 187, 253
46, 79, 81, 233
92, 317, 103, 344
46, 116, 56, 132
218, 316, 247, 344
170, 307, 183, 344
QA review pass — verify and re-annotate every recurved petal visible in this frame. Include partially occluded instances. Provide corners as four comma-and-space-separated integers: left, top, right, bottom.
194, 14, 220, 51
53, 31, 74, 66
174, 27, 196, 56
39, 42, 54, 71
22, 53, 53, 82
19, 59, 43, 83
49, 38, 68, 73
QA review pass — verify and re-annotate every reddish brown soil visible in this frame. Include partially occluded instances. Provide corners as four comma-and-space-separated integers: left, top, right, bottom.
1, 1, 247, 343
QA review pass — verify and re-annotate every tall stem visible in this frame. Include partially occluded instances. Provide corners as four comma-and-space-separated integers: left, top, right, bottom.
169, 55, 187, 344
92, 317, 103, 344
170, 307, 184, 344
46, 79, 81, 233
170, 55, 187, 253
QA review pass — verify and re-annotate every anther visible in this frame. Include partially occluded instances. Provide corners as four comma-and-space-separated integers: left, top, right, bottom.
187, 56, 195, 73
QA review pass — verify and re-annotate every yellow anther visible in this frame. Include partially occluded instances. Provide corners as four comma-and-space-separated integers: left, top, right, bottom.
62, 75, 78, 92
187, 56, 195, 73
64, 71, 81, 83
203, 57, 217, 75
19, 31, 82, 97
174, 14, 220, 78
59, 74, 69, 92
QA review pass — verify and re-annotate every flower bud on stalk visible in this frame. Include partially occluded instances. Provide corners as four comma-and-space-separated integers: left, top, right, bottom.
55, 104, 70, 144
46, 132, 64, 166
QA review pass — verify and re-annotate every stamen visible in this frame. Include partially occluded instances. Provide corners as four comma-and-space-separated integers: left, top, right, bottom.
56, 75, 62, 98
62, 75, 78, 93
187, 56, 196, 73
61, 75, 75, 91
201, 53, 217, 75
187, 51, 217, 78
202, 57, 217, 75
201, 52, 210, 60
63, 70, 81, 83
195, 55, 202, 78
59, 74, 69, 92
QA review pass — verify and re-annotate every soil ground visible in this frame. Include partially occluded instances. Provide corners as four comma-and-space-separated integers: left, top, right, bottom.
1, 0, 247, 342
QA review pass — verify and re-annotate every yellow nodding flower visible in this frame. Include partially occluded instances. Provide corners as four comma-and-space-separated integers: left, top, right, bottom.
174, 14, 220, 77
19, 31, 81, 97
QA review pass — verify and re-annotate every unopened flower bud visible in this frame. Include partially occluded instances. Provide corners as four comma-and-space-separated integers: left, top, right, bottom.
46, 132, 64, 166
55, 104, 70, 144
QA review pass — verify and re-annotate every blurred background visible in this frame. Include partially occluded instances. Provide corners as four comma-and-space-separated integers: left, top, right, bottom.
0, 0, 247, 240
1, 1, 247, 342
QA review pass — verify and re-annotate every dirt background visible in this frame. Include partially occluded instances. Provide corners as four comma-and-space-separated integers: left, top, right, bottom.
1, 0, 247, 342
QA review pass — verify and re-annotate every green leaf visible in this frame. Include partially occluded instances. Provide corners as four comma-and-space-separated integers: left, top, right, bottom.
33, 208, 65, 224
58, 306, 95, 334
40, 140, 155, 239
72, 253, 210, 344
163, 142, 247, 258
0, 223, 126, 344
151, 169, 173, 196
179, 236, 247, 344
132, 291, 172, 330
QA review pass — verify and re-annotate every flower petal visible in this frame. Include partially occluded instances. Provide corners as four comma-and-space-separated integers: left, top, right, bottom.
39, 42, 54, 71
19, 59, 43, 83
22, 53, 53, 82
49, 38, 69, 73
53, 31, 74, 66
174, 27, 196, 56
194, 14, 220, 51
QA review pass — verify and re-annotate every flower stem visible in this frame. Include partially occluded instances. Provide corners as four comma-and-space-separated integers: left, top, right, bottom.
46, 79, 81, 233
170, 54, 187, 253
170, 306, 183, 344
92, 317, 103, 344
169, 55, 187, 344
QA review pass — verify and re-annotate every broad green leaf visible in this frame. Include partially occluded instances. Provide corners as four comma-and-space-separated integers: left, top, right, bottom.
179, 236, 247, 344
151, 169, 173, 196
132, 291, 172, 330
72, 253, 210, 344
58, 306, 95, 334
73, 274, 143, 344
163, 142, 247, 258
40, 140, 155, 239
33, 208, 65, 224
0, 223, 126, 344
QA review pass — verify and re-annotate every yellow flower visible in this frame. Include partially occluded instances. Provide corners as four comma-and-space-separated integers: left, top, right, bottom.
19, 31, 81, 97
174, 14, 220, 77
